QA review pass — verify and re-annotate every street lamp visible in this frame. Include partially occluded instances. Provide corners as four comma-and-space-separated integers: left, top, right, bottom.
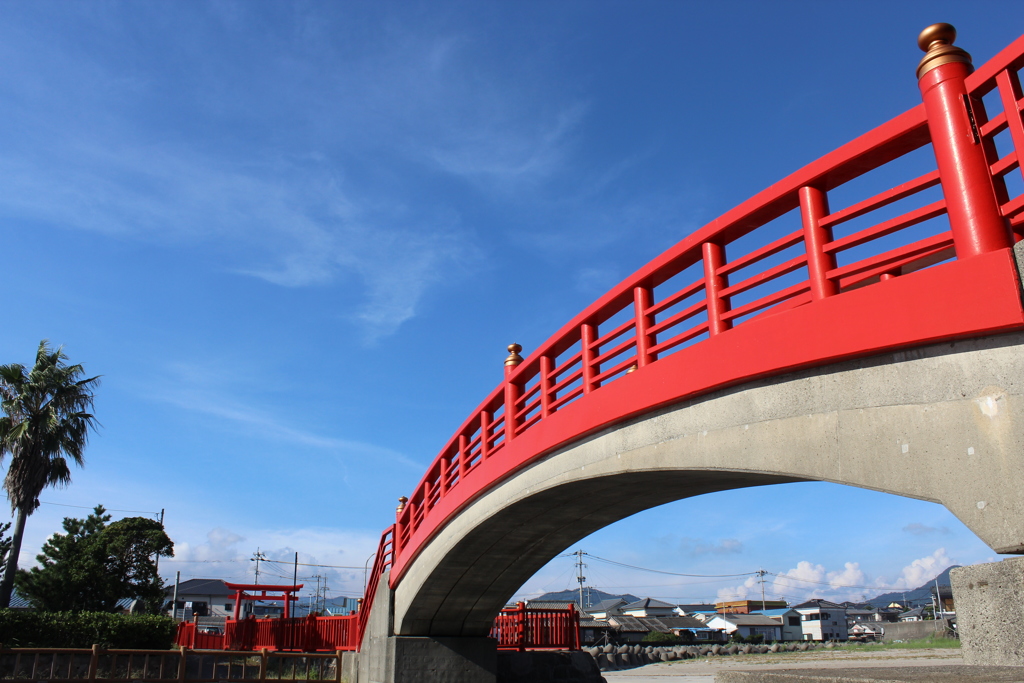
363, 551, 377, 594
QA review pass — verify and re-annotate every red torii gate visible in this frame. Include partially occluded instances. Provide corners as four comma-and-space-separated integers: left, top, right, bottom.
224, 582, 303, 620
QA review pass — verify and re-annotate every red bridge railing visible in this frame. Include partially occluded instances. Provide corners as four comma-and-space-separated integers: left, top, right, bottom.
378, 27, 1024, 592
490, 603, 581, 651
339, 26, 1024, 652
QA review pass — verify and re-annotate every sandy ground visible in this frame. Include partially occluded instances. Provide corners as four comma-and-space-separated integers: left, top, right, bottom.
600, 647, 963, 682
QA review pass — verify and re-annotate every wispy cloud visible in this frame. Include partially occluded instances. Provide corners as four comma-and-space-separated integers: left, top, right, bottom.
680, 537, 743, 558
145, 362, 424, 471
903, 522, 950, 536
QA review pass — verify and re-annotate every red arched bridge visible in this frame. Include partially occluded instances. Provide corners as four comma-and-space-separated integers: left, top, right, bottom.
351, 25, 1024, 681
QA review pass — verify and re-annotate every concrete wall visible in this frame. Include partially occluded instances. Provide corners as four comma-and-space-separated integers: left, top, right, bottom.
394, 330, 1024, 637
879, 619, 949, 642
951, 557, 1024, 665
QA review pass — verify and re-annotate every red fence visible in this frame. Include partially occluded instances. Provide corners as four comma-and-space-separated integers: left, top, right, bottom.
490, 604, 580, 651
381, 27, 1024, 588
175, 615, 359, 652
174, 623, 226, 650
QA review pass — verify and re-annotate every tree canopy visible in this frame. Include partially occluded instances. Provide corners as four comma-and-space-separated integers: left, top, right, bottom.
0, 341, 99, 607
16, 506, 173, 613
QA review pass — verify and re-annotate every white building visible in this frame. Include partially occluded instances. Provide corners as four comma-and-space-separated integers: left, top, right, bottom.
791, 600, 848, 641
704, 614, 782, 642
757, 608, 804, 641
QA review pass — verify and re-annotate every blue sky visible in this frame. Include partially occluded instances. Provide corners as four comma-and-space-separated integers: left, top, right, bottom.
0, 1, 1020, 607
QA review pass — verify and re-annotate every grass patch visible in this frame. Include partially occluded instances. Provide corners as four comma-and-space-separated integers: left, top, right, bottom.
854, 635, 960, 650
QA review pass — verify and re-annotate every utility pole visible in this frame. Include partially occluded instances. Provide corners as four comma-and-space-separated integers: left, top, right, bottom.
574, 550, 587, 610
154, 509, 166, 575
171, 570, 180, 621
756, 569, 768, 611
252, 548, 267, 585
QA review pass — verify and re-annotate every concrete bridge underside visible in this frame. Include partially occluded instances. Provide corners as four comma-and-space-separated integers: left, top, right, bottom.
395, 329, 1024, 638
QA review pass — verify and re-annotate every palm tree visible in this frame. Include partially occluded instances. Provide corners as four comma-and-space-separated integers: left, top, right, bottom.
0, 341, 99, 607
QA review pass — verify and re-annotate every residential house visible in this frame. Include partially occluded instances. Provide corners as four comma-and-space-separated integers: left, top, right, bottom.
791, 600, 848, 641
165, 579, 236, 619
705, 614, 783, 642
899, 607, 926, 622
587, 598, 627, 620
757, 608, 803, 642
608, 615, 724, 644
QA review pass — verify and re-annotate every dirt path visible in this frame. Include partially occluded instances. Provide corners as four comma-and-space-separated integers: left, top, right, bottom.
601, 647, 963, 682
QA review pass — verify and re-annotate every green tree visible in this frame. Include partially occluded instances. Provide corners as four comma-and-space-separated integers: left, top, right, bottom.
0, 341, 99, 607
16, 505, 173, 613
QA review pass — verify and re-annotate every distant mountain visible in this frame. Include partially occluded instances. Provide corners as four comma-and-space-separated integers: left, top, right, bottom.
535, 588, 639, 608
864, 565, 960, 608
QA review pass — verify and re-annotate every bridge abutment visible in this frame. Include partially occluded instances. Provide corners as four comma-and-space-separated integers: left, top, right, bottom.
952, 557, 1024, 665
355, 571, 497, 683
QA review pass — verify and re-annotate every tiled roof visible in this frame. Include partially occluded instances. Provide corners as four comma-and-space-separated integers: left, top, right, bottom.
792, 599, 844, 610
164, 578, 233, 597
622, 597, 676, 611
589, 598, 626, 612
710, 614, 781, 626
609, 615, 708, 633
525, 600, 581, 611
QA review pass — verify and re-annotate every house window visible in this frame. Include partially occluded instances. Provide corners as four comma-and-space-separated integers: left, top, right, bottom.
788, 617, 800, 626
225, 604, 233, 610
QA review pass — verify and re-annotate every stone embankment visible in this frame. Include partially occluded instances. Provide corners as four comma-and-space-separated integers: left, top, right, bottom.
584, 641, 855, 673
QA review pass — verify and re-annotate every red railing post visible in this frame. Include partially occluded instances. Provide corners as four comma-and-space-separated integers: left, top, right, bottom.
917, 24, 1011, 258
479, 409, 491, 459
799, 185, 838, 299
633, 285, 655, 367
504, 344, 523, 443
539, 355, 553, 417
702, 241, 732, 335
393, 497, 407, 560
581, 324, 597, 393
458, 434, 469, 478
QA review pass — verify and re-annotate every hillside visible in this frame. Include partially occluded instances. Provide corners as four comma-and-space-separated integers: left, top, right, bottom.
535, 588, 638, 607
864, 565, 959, 608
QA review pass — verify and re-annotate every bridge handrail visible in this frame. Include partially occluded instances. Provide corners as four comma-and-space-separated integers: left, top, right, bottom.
356, 525, 394, 648
385, 29, 1024, 599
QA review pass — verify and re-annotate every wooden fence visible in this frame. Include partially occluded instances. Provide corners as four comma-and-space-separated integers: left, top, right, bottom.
0, 644, 346, 682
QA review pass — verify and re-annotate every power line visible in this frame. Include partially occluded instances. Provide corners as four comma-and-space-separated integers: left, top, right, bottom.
585, 552, 759, 578
38, 501, 163, 516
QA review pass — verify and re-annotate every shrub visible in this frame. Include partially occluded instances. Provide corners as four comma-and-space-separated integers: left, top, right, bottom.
0, 610, 175, 649
642, 630, 682, 644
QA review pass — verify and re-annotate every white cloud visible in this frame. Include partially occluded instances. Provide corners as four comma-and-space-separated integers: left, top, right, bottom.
166, 524, 382, 597
889, 548, 953, 590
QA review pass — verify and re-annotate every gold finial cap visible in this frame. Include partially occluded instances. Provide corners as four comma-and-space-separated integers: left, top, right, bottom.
916, 23, 972, 79
625, 364, 638, 374
505, 343, 523, 367
397, 496, 408, 515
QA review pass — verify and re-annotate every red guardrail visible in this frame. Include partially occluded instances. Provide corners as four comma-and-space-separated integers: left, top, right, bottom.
375, 28, 1024, 592
490, 603, 580, 651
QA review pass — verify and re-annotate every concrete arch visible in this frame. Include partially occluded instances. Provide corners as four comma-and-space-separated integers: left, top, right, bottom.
394, 331, 1024, 637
